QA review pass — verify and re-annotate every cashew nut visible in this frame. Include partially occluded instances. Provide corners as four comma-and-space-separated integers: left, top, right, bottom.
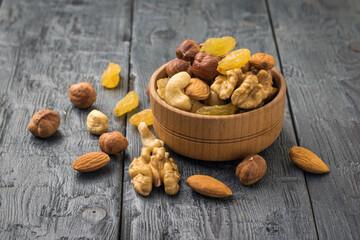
164, 71, 192, 111
156, 78, 169, 99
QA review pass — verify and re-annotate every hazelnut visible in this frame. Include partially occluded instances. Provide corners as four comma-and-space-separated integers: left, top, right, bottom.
176, 40, 200, 62
235, 154, 267, 185
99, 131, 128, 155
28, 109, 60, 138
68, 82, 96, 109
87, 110, 108, 135
192, 52, 220, 83
166, 59, 192, 78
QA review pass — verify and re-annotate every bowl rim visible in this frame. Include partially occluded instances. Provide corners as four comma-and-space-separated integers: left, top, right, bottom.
149, 62, 286, 119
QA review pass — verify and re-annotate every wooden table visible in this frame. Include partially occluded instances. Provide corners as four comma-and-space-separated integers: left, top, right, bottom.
0, 0, 359, 239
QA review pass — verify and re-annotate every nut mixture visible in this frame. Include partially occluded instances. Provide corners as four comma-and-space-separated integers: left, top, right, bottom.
156, 37, 280, 115
26, 36, 329, 200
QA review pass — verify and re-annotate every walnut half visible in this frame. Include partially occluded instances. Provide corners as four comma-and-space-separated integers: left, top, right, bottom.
210, 68, 245, 100
231, 75, 270, 109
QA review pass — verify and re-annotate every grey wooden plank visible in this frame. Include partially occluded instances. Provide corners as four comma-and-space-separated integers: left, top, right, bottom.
121, 0, 317, 239
0, 0, 131, 239
268, 0, 360, 239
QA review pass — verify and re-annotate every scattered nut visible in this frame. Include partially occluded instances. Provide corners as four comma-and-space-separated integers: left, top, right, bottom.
166, 59, 192, 78
236, 154, 267, 185
28, 109, 60, 138
185, 78, 210, 101
192, 52, 220, 83
250, 53, 276, 70
186, 175, 232, 198
87, 110, 108, 135
68, 82, 96, 109
129, 122, 180, 196
176, 40, 200, 62
164, 71, 192, 111
72, 152, 110, 172
99, 131, 128, 155
289, 146, 330, 174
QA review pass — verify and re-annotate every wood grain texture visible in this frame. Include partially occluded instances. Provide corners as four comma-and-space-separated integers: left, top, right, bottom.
149, 64, 286, 161
122, 0, 317, 239
0, 0, 131, 239
268, 0, 360, 239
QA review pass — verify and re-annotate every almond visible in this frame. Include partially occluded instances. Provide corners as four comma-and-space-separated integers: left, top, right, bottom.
185, 78, 210, 101
72, 152, 110, 172
250, 53, 275, 70
289, 146, 330, 174
186, 175, 232, 198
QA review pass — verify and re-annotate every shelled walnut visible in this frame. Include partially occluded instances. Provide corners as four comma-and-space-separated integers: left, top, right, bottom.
231, 75, 271, 109
210, 68, 245, 100
129, 122, 180, 196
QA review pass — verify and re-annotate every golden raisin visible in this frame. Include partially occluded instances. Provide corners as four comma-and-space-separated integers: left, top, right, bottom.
102, 62, 121, 88
196, 103, 237, 115
113, 91, 139, 116
200, 37, 236, 56
217, 49, 251, 75
129, 109, 153, 126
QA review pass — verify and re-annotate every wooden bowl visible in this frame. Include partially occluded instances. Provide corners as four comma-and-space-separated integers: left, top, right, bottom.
149, 63, 286, 161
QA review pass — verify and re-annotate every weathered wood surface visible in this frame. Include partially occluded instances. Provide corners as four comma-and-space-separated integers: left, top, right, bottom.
121, 0, 317, 239
0, 0, 359, 239
0, 0, 131, 239
268, 0, 360, 239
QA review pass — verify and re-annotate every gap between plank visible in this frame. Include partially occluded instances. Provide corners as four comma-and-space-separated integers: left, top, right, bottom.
264, 0, 320, 239
118, 0, 135, 239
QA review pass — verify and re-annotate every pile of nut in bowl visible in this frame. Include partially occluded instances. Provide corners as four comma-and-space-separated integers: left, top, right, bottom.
157, 36, 279, 115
